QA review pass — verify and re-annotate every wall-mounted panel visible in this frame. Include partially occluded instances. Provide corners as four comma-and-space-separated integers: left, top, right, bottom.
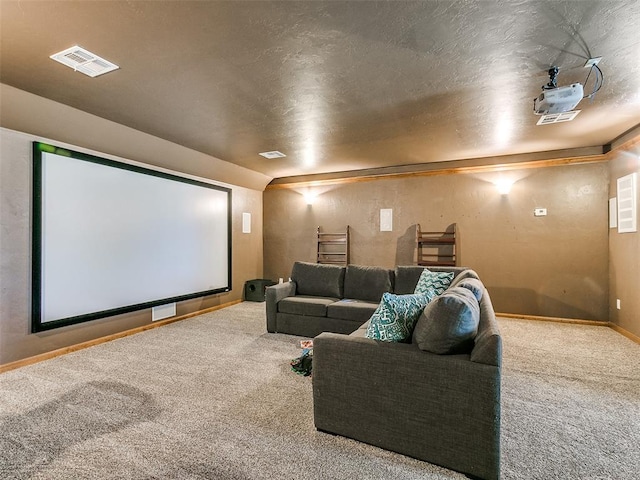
617, 172, 637, 233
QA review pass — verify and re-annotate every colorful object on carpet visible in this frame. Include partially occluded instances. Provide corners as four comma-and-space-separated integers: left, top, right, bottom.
291, 348, 313, 376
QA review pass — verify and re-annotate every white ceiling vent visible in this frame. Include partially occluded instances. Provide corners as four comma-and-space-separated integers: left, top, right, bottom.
536, 110, 581, 126
50, 46, 119, 77
259, 151, 286, 159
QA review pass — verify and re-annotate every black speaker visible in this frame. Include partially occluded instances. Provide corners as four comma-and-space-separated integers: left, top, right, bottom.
244, 279, 276, 302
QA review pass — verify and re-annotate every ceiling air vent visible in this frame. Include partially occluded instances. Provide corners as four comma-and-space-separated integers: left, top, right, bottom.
50, 46, 119, 77
536, 110, 581, 126
259, 151, 286, 159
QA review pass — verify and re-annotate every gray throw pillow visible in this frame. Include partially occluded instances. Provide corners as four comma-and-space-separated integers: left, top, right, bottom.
449, 269, 480, 287
413, 286, 480, 354
457, 278, 484, 301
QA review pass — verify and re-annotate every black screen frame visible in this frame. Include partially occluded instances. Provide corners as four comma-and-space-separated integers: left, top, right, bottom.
32, 142, 232, 332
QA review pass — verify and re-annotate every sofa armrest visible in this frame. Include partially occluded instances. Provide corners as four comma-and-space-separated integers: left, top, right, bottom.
313, 332, 501, 480
313, 331, 497, 400
265, 281, 296, 332
471, 289, 502, 366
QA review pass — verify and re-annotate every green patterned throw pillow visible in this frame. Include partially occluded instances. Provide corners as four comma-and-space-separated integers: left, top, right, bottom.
365, 291, 435, 342
414, 269, 454, 296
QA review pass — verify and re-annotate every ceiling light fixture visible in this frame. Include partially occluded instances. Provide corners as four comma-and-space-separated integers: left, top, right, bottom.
50, 45, 119, 77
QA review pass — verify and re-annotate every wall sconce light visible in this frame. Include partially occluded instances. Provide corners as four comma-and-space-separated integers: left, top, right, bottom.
303, 192, 317, 205
494, 179, 514, 195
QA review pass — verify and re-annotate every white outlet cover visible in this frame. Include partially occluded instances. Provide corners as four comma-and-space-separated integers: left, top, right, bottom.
534, 208, 547, 216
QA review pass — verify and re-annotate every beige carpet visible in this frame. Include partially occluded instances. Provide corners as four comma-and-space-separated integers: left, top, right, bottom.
1, 302, 639, 479
498, 318, 640, 479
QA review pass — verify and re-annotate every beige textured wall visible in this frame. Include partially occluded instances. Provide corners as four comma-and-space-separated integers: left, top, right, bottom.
264, 162, 610, 321
0, 126, 264, 365
608, 146, 640, 338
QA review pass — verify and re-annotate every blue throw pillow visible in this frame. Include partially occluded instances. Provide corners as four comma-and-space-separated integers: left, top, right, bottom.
365, 291, 435, 342
414, 269, 454, 296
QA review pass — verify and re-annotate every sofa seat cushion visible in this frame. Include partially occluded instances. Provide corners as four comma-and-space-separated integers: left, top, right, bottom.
276, 313, 361, 337
413, 286, 480, 354
278, 296, 339, 317
291, 261, 345, 298
350, 319, 370, 337
343, 265, 394, 302
327, 299, 379, 322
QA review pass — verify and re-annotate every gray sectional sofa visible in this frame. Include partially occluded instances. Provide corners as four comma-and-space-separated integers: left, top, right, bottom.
266, 261, 502, 480
266, 261, 478, 337
266, 262, 394, 337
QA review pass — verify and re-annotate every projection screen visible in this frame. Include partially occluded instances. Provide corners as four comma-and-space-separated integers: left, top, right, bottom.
32, 142, 231, 332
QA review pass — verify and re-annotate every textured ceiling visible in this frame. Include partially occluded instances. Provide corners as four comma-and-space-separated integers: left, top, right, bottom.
1, 0, 639, 181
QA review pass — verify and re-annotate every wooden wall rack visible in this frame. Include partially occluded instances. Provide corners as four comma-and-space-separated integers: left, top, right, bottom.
317, 226, 350, 265
416, 223, 457, 266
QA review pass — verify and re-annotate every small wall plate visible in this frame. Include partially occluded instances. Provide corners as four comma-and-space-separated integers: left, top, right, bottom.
584, 57, 602, 68
534, 208, 547, 216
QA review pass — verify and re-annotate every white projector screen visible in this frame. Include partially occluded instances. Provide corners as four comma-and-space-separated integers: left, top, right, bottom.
32, 142, 231, 332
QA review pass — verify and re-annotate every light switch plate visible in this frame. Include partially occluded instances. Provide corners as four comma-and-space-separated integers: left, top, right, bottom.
534, 208, 547, 216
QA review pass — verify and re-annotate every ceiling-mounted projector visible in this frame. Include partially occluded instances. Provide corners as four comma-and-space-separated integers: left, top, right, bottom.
533, 83, 583, 115
533, 66, 584, 115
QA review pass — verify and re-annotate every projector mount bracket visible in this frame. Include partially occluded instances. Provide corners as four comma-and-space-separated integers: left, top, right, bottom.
544, 66, 559, 90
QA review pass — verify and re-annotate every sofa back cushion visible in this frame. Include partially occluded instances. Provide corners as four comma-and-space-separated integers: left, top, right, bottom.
412, 286, 480, 354
343, 265, 394, 302
291, 261, 346, 298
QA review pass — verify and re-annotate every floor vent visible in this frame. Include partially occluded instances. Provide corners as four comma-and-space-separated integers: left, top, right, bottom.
536, 110, 581, 125
50, 46, 119, 77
